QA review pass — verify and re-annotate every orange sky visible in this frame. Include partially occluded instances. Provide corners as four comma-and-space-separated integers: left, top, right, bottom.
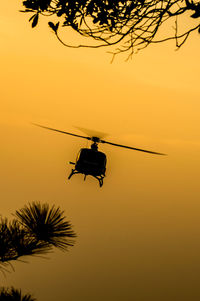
1, 1, 200, 301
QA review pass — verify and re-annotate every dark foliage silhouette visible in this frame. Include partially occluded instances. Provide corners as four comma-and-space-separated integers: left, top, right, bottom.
15, 202, 75, 250
0, 287, 36, 301
0, 202, 76, 272
21, 0, 200, 58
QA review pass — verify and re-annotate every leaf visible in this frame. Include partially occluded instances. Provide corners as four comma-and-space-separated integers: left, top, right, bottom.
190, 11, 200, 18
55, 22, 60, 31
71, 22, 78, 30
31, 13, 39, 28
19, 9, 35, 12
29, 14, 36, 22
48, 21, 59, 33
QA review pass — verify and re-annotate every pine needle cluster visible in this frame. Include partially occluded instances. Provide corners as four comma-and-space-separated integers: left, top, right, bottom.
0, 202, 76, 269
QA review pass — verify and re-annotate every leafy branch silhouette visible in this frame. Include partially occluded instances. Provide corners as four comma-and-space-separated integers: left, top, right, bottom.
0, 202, 76, 272
0, 287, 36, 301
20, 0, 200, 58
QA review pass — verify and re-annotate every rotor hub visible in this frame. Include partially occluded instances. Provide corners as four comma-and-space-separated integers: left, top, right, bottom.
91, 136, 101, 143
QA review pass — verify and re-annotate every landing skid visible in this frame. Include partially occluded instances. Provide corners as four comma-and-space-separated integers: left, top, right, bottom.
68, 169, 104, 187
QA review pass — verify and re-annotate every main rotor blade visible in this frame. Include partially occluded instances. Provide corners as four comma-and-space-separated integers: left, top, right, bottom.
100, 139, 166, 155
74, 126, 108, 139
32, 123, 91, 141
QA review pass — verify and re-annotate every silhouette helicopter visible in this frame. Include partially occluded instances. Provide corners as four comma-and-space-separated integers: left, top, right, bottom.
33, 123, 165, 187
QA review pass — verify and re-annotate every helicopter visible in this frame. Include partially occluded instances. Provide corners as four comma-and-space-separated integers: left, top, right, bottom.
33, 123, 166, 187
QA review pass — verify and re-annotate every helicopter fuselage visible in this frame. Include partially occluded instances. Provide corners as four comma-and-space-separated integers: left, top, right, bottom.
68, 147, 107, 187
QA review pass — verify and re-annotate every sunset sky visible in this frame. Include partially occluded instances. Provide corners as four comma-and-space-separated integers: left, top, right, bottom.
1, 2, 200, 301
